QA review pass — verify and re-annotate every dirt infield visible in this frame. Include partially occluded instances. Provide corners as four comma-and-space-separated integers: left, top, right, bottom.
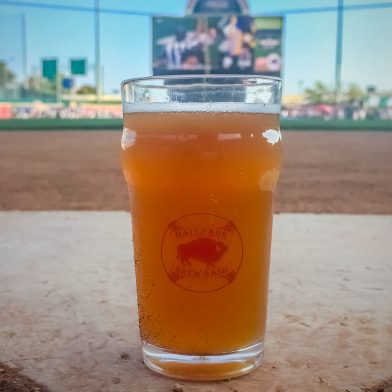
0, 131, 391, 213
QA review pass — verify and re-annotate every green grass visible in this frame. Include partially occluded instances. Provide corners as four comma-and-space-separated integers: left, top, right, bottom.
0, 118, 391, 131
280, 118, 392, 131
0, 118, 123, 130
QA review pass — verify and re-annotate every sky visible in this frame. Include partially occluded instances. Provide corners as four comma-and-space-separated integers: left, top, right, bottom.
0, 0, 392, 95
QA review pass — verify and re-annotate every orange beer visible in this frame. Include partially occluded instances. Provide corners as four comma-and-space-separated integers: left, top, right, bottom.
121, 75, 282, 380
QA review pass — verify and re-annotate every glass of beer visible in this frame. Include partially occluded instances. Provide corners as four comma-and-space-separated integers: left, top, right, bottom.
121, 75, 282, 380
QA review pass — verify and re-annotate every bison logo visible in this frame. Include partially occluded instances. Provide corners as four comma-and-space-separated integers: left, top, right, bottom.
177, 238, 228, 267
161, 213, 243, 293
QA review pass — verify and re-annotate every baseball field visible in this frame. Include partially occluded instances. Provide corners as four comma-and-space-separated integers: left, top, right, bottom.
0, 130, 391, 214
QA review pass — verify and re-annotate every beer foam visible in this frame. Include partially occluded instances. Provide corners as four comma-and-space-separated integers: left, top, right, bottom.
123, 102, 280, 114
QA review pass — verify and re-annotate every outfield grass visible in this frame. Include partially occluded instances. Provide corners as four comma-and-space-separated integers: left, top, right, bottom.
0, 118, 391, 131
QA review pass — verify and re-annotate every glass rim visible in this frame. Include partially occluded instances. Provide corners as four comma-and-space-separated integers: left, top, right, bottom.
121, 74, 282, 90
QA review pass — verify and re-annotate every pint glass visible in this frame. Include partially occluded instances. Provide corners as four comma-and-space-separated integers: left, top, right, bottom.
121, 75, 282, 380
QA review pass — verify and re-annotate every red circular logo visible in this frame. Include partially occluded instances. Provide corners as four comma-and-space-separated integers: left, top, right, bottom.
161, 213, 243, 293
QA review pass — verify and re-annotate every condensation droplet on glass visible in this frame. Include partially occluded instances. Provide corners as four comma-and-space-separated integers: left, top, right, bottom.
209, 194, 218, 204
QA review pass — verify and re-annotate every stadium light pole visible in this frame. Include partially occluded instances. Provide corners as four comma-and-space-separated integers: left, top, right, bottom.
95, 0, 101, 102
21, 13, 27, 86
335, 0, 344, 104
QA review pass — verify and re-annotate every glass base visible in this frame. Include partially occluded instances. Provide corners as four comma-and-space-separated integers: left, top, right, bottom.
142, 341, 264, 381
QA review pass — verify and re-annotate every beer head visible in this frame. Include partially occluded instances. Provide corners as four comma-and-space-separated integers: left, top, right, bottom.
121, 75, 281, 114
